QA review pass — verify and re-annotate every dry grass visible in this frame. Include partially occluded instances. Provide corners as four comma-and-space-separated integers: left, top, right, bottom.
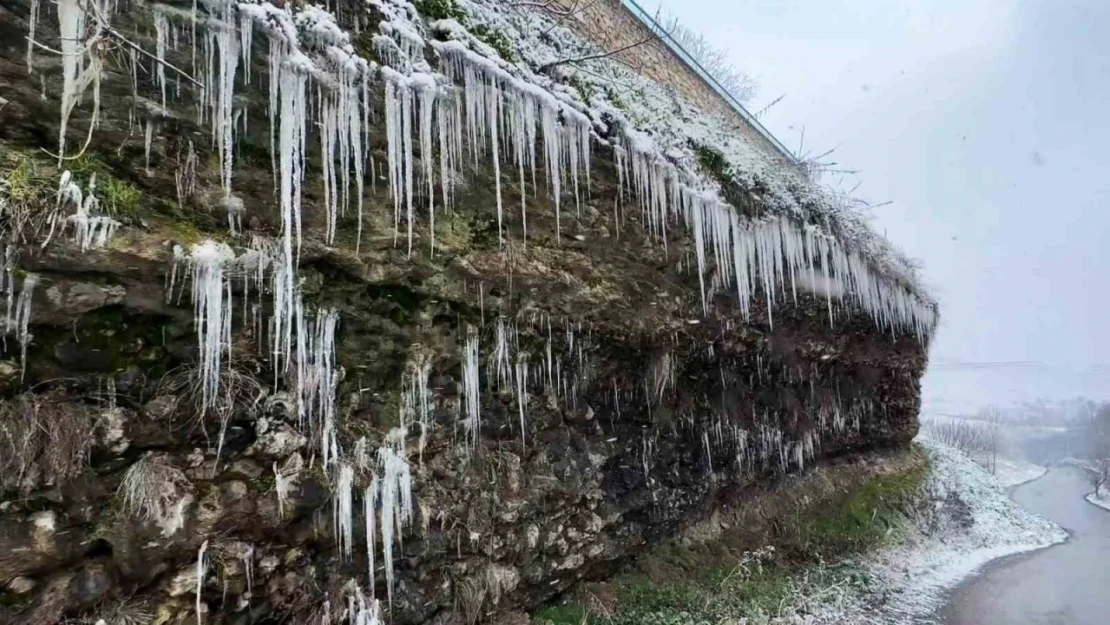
117, 455, 193, 526
455, 563, 520, 624
67, 598, 154, 625
0, 154, 64, 245
0, 390, 94, 494
156, 357, 265, 467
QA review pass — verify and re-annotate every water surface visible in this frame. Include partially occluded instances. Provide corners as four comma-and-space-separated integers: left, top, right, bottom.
943, 467, 1110, 625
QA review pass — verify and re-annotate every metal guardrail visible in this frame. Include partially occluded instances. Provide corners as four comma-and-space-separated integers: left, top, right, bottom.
619, 0, 798, 164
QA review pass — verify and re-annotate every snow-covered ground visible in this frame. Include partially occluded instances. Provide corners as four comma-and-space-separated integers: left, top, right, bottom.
993, 457, 1048, 488
698, 439, 1065, 625
1084, 492, 1110, 513
856, 439, 1065, 624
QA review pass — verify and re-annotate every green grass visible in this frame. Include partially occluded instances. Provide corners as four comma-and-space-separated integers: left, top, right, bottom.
792, 454, 928, 560
101, 176, 142, 217
414, 0, 465, 21
691, 142, 732, 189
534, 602, 589, 625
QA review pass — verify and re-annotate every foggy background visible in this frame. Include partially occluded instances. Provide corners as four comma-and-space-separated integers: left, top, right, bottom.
654, 0, 1110, 416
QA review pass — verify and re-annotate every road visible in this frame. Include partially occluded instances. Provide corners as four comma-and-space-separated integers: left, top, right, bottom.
943, 466, 1110, 625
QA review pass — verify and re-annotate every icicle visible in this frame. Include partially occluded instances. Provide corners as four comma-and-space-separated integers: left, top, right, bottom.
240, 544, 254, 602
154, 6, 169, 107
196, 540, 209, 625
56, 0, 87, 161
377, 446, 413, 606
406, 355, 433, 463
490, 317, 511, 391
208, 0, 240, 196
335, 463, 355, 560
274, 462, 295, 519
26, 0, 40, 73
417, 82, 436, 253
15, 274, 38, 382
365, 477, 379, 595
189, 241, 234, 411
462, 325, 480, 450
514, 353, 528, 451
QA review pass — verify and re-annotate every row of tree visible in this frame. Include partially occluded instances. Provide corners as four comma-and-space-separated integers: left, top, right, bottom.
925, 401, 1110, 498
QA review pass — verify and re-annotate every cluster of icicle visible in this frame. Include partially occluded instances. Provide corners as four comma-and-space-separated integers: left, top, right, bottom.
1, 170, 119, 381
616, 133, 937, 339
458, 314, 595, 454
169, 234, 426, 608
641, 376, 874, 482
52, 170, 120, 253
3, 267, 38, 383
371, 2, 595, 254
366, 0, 934, 337
38, 0, 934, 341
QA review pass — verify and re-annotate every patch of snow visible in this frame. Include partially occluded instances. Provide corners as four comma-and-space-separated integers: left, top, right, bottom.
31, 510, 56, 533
1085, 491, 1110, 513
861, 439, 1065, 623
992, 457, 1047, 489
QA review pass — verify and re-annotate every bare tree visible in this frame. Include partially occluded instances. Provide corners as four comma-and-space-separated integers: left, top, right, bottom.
1083, 404, 1110, 498
662, 14, 758, 104
981, 406, 1003, 475
924, 411, 1004, 475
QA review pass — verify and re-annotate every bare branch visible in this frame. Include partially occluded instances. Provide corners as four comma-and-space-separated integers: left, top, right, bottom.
539, 11, 669, 73
101, 25, 202, 88
509, 0, 583, 17
754, 94, 785, 119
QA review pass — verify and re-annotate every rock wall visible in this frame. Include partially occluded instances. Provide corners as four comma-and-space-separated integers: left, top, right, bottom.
0, 2, 928, 624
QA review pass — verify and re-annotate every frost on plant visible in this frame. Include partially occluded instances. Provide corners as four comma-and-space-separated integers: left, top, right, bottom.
55, 171, 119, 252
118, 455, 194, 536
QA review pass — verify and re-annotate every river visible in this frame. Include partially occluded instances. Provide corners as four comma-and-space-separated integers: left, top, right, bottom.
942, 466, 1110, 625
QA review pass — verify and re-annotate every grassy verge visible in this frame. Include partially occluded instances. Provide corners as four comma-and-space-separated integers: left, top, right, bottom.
535, 446, 929, 625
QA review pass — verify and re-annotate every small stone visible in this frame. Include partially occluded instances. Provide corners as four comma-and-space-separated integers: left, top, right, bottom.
7, 576, 35, 594
144, 395, 179, 420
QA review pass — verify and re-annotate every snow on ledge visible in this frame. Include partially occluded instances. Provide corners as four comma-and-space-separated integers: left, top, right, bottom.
1086, 492, 1110, 513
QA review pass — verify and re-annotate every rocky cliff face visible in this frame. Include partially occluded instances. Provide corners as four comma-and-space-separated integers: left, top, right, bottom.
0, 1, 931, 624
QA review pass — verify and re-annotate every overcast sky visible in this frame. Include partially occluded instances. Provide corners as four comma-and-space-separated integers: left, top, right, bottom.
654, 0, 1110, 415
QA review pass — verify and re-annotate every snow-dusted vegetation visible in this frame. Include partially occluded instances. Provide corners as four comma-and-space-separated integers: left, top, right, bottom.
862, 439, 1065, 623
